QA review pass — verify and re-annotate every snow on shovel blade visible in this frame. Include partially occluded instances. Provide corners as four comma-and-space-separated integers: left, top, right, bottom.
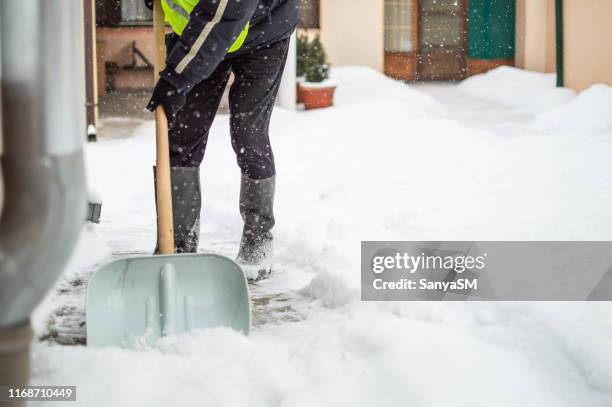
86, 253, 251, 347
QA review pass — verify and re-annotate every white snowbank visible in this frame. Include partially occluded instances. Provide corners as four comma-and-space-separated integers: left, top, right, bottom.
458, 66, 612, 134
458, 66, 576, 114
532, 84, 612, 134
30, 66, 612, 407
332, 66, 443, 115
31, 303, 612, 407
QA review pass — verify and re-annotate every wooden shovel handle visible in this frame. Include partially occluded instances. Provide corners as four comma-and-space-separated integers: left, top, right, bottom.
154, 0, 174, 254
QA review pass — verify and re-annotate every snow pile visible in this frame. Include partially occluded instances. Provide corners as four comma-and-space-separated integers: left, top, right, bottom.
519, 86, 577, 115
29, 66, 612, 406
458, 66, 612, 134
532, 84, 612, 134
332, 66, 442, 115
458, 66, 576, 114
31, 303, 612, 407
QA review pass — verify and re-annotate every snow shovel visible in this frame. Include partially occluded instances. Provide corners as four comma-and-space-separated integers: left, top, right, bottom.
86, 0, 251, 347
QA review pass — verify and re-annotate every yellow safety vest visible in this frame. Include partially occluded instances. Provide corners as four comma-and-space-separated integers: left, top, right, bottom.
161, 0, 249, 53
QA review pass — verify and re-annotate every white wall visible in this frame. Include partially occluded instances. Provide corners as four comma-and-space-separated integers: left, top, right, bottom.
515, 0, 556, 73
564, 0, 612, 91
320, 0, 385, 72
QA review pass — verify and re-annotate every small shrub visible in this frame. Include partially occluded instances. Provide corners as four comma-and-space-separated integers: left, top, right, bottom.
303, 35, 330, 83
296, 33, 309, 79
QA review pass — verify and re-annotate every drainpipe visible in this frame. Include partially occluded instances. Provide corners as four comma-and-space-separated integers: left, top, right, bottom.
555, 0, 564, 87
0, 0, 86, 401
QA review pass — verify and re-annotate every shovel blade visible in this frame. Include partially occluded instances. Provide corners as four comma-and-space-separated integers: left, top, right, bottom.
86, 253, 251, 347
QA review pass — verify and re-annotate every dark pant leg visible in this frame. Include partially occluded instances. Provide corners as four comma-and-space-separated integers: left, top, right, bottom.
169, 61, 232, 167
228, 39, 290, 179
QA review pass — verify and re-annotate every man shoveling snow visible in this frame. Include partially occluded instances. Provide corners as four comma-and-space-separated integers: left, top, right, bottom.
144, 0, 299, 281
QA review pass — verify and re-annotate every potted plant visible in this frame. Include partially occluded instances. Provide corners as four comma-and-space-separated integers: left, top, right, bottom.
298, 35, 336, 110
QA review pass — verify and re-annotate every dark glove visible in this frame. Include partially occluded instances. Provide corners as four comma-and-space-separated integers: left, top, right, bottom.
144, 0, 153, 11
146, 78, 187, 128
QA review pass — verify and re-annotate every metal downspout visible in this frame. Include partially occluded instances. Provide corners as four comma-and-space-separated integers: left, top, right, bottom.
555, 0, 564, 87
0, 0, 86, 400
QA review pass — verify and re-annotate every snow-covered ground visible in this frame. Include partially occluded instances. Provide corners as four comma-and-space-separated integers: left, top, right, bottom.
31, 67, 612, 406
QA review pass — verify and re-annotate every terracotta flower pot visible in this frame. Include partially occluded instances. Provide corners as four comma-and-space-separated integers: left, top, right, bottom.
296, 82, 304, 104
299, 82, 336, 110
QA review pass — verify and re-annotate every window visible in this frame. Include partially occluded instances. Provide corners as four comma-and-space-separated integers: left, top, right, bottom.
121, 0, 152, 23
385, 0, 414, 53
300, 0, 320, 30
96, 0, 152, 26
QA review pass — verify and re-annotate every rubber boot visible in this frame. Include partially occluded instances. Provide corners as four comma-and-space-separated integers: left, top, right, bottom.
236, 175, 275, 281
154, 166, 201, 253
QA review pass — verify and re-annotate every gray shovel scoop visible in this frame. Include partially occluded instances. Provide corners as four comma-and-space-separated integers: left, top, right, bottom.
86, 254, 251, 347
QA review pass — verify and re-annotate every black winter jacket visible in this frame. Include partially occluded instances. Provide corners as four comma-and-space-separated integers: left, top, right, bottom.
147, 0, 300, 92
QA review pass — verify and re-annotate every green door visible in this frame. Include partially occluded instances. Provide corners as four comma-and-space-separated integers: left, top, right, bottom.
468, 0, 515, 60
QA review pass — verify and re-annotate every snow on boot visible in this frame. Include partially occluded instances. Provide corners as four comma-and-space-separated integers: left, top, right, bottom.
154, 166, 201, 253
236, 175, 275, 281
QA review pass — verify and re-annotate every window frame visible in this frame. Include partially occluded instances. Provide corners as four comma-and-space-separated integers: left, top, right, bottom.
96, 0, 153, 27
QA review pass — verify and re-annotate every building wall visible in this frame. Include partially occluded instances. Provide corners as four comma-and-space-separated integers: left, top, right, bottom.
96, 26, 156, 92
564, 0, 612, 91
515, 0, 556, 73
97, 26, 155, 67
319, 0, 384, 72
